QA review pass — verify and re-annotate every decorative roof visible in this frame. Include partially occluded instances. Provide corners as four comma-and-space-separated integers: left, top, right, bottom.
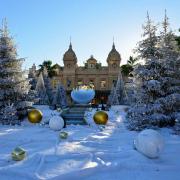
63, 43, 77, 63
87, 55, 97, 64
107, 43, 121, 63
52, 63, 61, 69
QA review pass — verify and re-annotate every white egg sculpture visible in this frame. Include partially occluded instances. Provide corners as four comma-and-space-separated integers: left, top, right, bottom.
71, 88, 95, 104
134, 129, 164, 158
49, 116, 65, 131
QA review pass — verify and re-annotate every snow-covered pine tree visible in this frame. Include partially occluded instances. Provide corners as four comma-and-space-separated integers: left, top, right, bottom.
42, 66, 54, 104
126, 12, 180, 131
0, 19, 31, 124
35, 72, 49, 105
109, 71, 127, 105
124, 80, 136, 104
52, 83, 67, 109
159, 10, 179, 60
107, 83, 115, 105
29, 78, 37, 90
158, 10, 180, 133
28, 65, 37, 91
136, 12, 160, 60
126, 57, 180, 130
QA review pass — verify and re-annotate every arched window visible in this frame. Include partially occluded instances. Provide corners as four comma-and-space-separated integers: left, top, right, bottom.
112, 63, 117, 68
100, 80, 106, 88
89, 80, 95, 88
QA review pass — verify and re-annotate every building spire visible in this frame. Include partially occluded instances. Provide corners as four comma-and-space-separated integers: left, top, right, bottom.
112, 36, 115, 49
1, 18, 8, 37
69, 36, 72, 49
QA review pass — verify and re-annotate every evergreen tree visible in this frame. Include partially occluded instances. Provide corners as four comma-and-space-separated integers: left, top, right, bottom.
175, 28, 180, 51
35, 72, 49, 104
107, 83, 115, 105
126, 57, 180, 130
52, 83, 67, 108
0, 19, 31, 124
159, 10, 179, 60
42, 67, 54, 104
126, 12, 180, 131
108, 72, 127, 105
28, 63, 37, 90
136, 12, 160, 60
29, 78, 37, 90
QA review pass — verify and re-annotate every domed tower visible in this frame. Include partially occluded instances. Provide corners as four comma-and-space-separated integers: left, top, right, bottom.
63, 42, 77, 69
86, 55, 97, 68
63, 43, 77, 89
107, 42, 121, 72
107, 43, 121, 89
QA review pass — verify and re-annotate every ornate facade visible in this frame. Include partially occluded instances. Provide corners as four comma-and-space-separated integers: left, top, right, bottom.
29, 43, 123, 104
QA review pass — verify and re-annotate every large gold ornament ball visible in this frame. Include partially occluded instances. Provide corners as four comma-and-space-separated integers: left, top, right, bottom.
93, 111, 108, 125
28, 109, 43, 123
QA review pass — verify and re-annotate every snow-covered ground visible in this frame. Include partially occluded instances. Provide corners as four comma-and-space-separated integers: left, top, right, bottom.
0, 105, 180, 180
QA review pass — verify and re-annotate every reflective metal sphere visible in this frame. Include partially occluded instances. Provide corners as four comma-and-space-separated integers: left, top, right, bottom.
71, 88, 95, 104
59, 131, 68, 139
28, 109, 43, 123
93, 111, 108, 125
12, 147, 26, 161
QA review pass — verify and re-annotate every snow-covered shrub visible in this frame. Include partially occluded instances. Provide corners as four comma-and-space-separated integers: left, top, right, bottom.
147, 80, 161, 92
0, 103, 19, 125
84, 109, 96, 127
134, 129, 164, 158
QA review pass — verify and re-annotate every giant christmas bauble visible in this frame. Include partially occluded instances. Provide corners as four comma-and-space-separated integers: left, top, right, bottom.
12, 147, 26, 161
134, 129, 164, 158
28, 109, 42, 123
93, 111, 108, 125
49, 116, 65, 131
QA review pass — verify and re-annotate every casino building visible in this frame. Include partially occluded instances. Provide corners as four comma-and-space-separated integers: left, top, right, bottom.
29, 42, 124, 104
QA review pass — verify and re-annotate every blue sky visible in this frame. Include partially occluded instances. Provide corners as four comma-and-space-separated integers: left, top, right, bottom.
0, 0, 180, 69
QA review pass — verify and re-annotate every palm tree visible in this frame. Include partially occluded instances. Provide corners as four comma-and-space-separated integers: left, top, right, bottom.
38, 60, 57, 77
121, 56, 139, 77
39, 60, 52, 72
127, 56, 138, 66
